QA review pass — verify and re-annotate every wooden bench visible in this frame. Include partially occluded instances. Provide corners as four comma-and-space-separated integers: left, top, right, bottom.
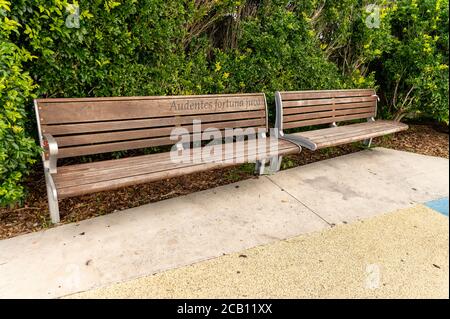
35, 94, 300, 223
274, 89, 408, 151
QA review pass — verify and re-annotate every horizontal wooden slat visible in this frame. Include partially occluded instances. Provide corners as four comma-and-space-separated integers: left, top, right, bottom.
37, 93, 264, 103
283, 101, 375, 115
298, 120, 397, 139
37, 94, 266, 124
280, 89, 375, 101
57, 125, 269, 158
56, 138, 297, 175
283, 106, 376, 123
58, 137, 173, 158
283, 112, 375, 129
42, 110, 266, 135
54, 140, 298, 188
283, 96, 376, 108
55, 119, 265, 147
56, 162, 229, 198
292, 121, 408, 149
55, 139, 299, 198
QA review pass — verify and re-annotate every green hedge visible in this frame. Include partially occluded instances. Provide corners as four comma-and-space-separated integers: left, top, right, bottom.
0, 0, 448, 206
0, 0, 39, 206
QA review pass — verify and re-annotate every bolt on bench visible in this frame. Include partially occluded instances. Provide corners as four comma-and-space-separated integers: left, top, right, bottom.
35, 94, 300, 223
274, 89, 408, 152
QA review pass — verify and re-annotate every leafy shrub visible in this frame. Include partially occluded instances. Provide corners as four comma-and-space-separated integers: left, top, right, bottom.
375, 0, 449, 123
0, 0, 39, 206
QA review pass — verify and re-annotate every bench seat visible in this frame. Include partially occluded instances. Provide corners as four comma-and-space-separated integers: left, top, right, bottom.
53, 139, 299, 199
35, 93, 300, 223
284, 120, 408, 151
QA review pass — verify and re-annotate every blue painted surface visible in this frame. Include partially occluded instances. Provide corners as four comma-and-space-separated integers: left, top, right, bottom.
425, 197, 449, 217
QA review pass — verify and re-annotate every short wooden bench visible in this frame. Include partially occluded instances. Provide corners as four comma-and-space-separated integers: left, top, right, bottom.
35, 94, 300, 223
274, 89, 408, 151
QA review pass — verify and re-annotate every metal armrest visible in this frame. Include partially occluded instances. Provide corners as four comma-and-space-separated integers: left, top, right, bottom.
281, 134, 317, 151
43, 133, 58, 174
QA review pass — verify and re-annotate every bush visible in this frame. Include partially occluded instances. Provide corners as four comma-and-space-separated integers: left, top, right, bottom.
0, 0, 39, 206
375, 0, 449, 123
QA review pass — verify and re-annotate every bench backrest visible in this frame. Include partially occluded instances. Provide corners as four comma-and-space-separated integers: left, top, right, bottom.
35, 93, 268, 159
275, 89, 377, 131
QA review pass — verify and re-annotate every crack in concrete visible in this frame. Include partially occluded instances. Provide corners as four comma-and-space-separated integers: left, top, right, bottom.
265, 176, 333, 226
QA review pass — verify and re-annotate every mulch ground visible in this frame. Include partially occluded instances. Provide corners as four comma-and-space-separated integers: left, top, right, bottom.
0, 123, 448, 240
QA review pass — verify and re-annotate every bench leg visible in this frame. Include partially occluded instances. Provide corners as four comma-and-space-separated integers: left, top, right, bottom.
255, 156, 282, 175
269, 155, 282, 174
255, 159, 266, 175
363, 138, 373, 148
44, 169, 60, 224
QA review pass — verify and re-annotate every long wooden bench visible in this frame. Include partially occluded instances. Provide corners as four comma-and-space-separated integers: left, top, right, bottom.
274, 89, 408, 152
35, 94, 300, 223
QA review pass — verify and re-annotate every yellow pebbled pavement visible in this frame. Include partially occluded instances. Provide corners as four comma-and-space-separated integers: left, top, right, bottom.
68, 205, 449, 299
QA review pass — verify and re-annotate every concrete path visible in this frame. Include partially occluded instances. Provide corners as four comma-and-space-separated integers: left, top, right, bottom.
269, 147, 449, 224
0, 148, 448, 298
70, 205, 449, 299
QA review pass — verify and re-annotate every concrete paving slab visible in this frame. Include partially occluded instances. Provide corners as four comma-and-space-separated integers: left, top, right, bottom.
269, 148, 449, 224
68, 205, 449, 299
0, 177, 327, 298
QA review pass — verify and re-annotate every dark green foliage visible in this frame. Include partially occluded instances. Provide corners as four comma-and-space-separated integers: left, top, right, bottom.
0, 0, 39, 205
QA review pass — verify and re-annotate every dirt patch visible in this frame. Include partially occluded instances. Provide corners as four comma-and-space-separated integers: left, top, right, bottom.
0, 124, 448, 239
373, 124, 449, 159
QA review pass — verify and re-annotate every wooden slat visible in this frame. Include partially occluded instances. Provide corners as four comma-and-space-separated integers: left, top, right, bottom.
42, 110, 266, 135
55, 140, 298, 188
309, 123, 402, 143
283, 106, 376, 123
55, 119, 265, 147
37, 94, 266, 124
54, 140, 298, 188
298, 121, 397, 139
57, 125, 269, 158
56, 162, 228, 198
37, 93, 264, 103
58, 142, 303, 199
55, 140, 299, 198
56, 139, 280, 178
283, 112, 375, 129
303, 122, 408, 149
280, 89, 375, 100
283, 102, 375, 115
283, 96, 376, 108
58, 137, 173, 158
